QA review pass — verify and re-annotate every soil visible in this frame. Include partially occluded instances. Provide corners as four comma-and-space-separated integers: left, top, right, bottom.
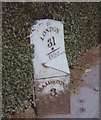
70, 44, 99, 94
9, 44, 100, 118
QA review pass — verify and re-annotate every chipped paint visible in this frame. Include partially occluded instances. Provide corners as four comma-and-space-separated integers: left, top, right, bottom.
30, 19, 70, 94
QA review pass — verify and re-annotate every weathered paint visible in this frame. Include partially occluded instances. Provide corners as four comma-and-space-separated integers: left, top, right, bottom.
30, 19, 70, 84
30, 19, 70, 117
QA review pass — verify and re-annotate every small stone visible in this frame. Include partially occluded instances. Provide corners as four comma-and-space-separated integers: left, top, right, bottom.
79, 107, 86, 112
93, 87, 99, 92
79, 99, 84, 103
85, 69, 91, 73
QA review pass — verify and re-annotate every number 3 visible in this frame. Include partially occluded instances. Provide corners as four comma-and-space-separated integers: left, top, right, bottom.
50, 88, 57, 96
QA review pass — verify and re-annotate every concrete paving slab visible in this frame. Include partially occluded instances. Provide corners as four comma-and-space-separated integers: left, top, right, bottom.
70, 87, 99, 118
82, 62, 99, 90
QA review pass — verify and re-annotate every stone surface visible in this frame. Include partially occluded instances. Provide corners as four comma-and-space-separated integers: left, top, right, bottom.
30, 19, 70, 117
36, 89, 70, 117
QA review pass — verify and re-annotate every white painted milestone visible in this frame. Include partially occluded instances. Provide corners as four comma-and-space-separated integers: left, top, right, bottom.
30, 19, 70, 95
